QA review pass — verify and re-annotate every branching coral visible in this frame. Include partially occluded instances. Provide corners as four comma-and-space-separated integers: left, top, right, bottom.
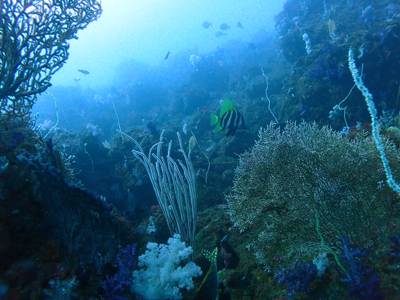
0, 0, 102, 126
227, 122, 400, 269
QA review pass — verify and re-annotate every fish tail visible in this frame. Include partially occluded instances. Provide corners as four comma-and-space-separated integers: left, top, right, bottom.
210, 113, 219, 126
211, 113, 224, 132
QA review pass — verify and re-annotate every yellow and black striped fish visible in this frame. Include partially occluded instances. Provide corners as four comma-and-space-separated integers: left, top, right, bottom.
210, 98, 246, 136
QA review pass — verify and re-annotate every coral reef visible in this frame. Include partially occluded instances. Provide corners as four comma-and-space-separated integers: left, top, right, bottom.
2, 0, 400, 298
227, 121, 400, 273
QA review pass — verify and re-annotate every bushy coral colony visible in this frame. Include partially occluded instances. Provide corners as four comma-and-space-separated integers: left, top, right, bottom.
228, 121, 400, 297
2, 0, 400, 299
101, 244, 137, 300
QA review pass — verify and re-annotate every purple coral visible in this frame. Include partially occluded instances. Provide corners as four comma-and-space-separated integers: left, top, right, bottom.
388, 235, 400, 259
274, 261, 317, 297
339, 236, 385, 300
101, 244, 137, 300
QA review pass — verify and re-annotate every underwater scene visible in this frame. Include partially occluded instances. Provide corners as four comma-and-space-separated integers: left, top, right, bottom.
2, 0, 400, 299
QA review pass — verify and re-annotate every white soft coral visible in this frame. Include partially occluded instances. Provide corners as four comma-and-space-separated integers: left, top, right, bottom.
131, 234, 202, 300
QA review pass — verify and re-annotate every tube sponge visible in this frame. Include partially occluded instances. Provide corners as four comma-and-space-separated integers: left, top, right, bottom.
131, 234, 202, 300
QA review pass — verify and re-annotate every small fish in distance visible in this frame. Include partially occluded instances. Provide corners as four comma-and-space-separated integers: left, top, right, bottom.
78, 69, 89, 75
202, 21, 212, 28
215, 31, 226, 38
219, 23, 230, 30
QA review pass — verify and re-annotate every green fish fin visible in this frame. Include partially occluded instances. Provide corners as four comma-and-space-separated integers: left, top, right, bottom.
220, 98, 236, 117
215, 123, 223, 132
211, 113, 223, 132
210, 114, 222, 132
210, 113, 219, 126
